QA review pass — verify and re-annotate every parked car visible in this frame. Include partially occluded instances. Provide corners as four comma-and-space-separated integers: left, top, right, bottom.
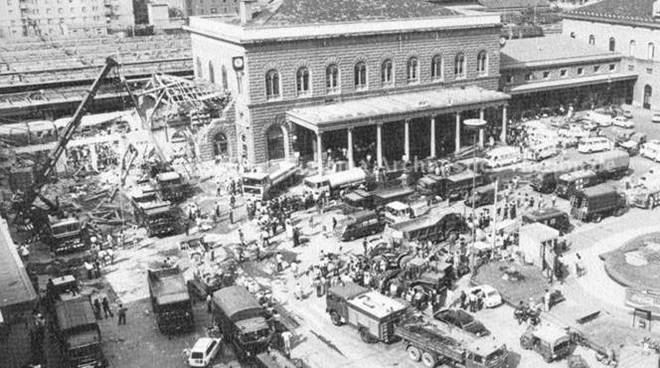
612, 116, 634, 129
188, 337, 222, 367
433, 309, 490, 337
468, 285, 502, 308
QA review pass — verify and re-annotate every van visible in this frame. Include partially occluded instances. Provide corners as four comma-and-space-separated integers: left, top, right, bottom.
382, 201, 429, 224
525, 142, 558, 161
640, 141, 660, 162
188, 337, 222, 367
339, 210, 384, 241
484, 146, 522, 168
522, 208, 571, 234
577, 137, 613, 154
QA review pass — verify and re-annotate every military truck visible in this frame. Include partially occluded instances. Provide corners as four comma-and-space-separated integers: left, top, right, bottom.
417, 170, 484, 201
47, 216, 89, 254
570, 184, 626, 222
326, 283, 407, 343
156, 171, 188, 202
133, 200, 176, 237
212, 286, 273, 359
52, 296, 107, 368
147, 267, 194, 335
520, 323, 573, 362
384, 209, 466, 245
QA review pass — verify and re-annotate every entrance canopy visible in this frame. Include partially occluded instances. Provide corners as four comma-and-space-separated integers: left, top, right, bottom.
287, 86, 509, 133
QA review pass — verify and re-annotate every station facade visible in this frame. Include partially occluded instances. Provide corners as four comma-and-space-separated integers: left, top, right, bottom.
186, 0, 510, 167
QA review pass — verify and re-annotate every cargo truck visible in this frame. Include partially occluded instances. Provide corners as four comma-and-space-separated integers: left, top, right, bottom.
384, 210, 466, 245
416, 170, 484, 201
52, 296, 107, 368
212, 286, 273, 359
570, 184, 626, 222
242, 162, 300, 200
156, 171, 189, 202
47, 216, 89, 254
325, 283, 407, 343
147, 267, 194, 335
133, 200, 176, 237
303, 168, 367, 197
555, 150, 629, 198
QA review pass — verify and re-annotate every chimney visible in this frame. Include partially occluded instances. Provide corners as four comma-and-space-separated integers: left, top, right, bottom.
239, 0, 257, 25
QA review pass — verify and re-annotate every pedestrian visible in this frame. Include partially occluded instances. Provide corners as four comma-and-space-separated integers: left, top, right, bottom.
281, 330, 293, 357
84, 261, 94, 280
551, 194, 557, 207
332, 217, 337, 231
575, 253, 584, 277
93, 299, 102, 319
229, 209, 234, 224
276, 252, 284, 272
117, 304, 127, 325
544, 289, 552, 312
459, 290, 467, 309
102, 297, 113, 318
206, 294, 213, 313
292, 227, 300, 247
362, 239, 368, 257
94, 260, 101, 278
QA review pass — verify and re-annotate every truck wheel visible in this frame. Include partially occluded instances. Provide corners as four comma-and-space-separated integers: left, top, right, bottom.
592, 214, 602, 223
359, 328, 372, 343
614, 207, 625, 217
406, 346, 421, 362
421, 351, 437, 368
330, 311, 342, 326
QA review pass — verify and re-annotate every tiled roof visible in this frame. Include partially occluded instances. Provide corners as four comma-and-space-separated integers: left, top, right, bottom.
478, 0, 550, 10
248, 0, 458, 26
565, 0, 659, 25
500, 34, 620, 68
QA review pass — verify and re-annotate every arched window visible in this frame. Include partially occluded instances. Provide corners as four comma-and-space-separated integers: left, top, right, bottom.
296, 67, 310, 96
326, 64, 340, 94
221, 65, 228, 90
569, 32, 576, 39
208, 61, 215, 84
588, 34, 595, 45
477, 50, 488, 75
196, 57, 203, 79
609, 37, 616, 52
431, 55, 443, 80
265, 69, 280, 100
406, 57, 418, 83
213, 132, 228, 157
629, 40, 636, 57
354, 62, 367, 90
649, 42, 655, 60
381, 59, 393, 86
454, 52, 465, 78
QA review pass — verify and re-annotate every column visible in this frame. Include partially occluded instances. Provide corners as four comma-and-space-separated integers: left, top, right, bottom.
376, 123, 383, 168
501, 105, 508, 143
479, 108, 485, 148
404, 119, 410, 161
455, 112, 461, 153
430, 117, 436, 158
316, 131, 323, 175
347, 128, 354, 169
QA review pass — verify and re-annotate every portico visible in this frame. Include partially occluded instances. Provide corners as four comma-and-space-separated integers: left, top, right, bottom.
287, 86, 510, 174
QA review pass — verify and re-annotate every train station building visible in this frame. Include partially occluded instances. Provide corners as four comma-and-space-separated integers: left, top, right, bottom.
186, 0, 511, 167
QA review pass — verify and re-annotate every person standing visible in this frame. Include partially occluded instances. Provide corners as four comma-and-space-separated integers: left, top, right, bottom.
281, 330, 293, 357
117, 304, 127, 325
93, 299, 102, 319
206, 294, 213, 314
544, 289, 552, 312
102, 297, 113, 318
276, 252, 284, 272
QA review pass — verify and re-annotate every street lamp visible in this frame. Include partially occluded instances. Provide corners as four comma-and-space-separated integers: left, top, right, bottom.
463, 118, 487, 275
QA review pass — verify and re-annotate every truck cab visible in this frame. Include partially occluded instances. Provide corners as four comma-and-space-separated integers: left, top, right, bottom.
134, 201, 175, 237
382, 201, 419, 224
520, 323, 573, 362
416, 174, 444, 196
522, 208, 571, 234
530, 171, 557, 194
156, 171, 187, 202
555, 170, 598, 199
464, 185, 496, 208
48, 217, 88, 254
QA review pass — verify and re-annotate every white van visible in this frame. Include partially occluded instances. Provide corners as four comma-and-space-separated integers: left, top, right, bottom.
188, 337, 222, 367
641, 141, 660, 162
525, 142, 558, 161
577, 137, 613, 154
484, 146, 522, 168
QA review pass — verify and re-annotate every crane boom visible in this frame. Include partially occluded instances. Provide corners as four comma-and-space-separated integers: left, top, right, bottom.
23, 57, 118, 211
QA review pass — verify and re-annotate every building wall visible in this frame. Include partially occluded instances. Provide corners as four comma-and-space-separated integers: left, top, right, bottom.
563, 18, 660, 109
502, 59, 621, 89
186, 0, 238, 16
192, 25, 502, 164
0, 0, 22, 38
106, 0, 135, 30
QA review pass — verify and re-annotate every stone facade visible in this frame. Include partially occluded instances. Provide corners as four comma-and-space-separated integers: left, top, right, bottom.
563, 18, 660, 110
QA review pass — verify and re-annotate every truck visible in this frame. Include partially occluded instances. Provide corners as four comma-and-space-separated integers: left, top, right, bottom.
522, 208, 571, 234
464, 183, 497, 208
52, 296, 107, 368
242, 161, 299, 200
325, 283, 407, 343
520, 323, 573, 362
46, 275, 80, 311
395, 316, 509, 368
417, 170, 484, 201
555, 170, 599, 199
570, 184, 626, 222
303, 168, 367, 196
212, 286, 273, 359
629, 171, 660, 209
338, 210, 384, 241
384, 209, 466, 245
382, 200, 429, 224
147, 267, 194, 335
156, 171, 189, 202
555, 150, 630, 198
47, 216, 89, 254
132, 200, 176, 237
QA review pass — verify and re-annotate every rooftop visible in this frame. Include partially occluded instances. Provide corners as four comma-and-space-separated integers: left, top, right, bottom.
0, 218, 38, 311
500, 34, 621, 70
564, 0, 660, 27
347, 291, 406, 319
478, 0, 549, 10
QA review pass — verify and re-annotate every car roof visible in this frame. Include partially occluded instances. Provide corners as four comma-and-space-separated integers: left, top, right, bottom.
192, 337, 216, 351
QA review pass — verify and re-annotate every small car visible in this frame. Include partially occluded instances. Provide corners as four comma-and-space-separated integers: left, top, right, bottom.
612, 116, 634, 129
433, 309, 490, 337
188, 337, 222, 367
469, 284, 503, 308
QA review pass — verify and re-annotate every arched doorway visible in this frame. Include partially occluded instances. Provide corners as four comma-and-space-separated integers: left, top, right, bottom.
213, 132, 228, 158
644, 85, 652, 109
266, 124, 286, 161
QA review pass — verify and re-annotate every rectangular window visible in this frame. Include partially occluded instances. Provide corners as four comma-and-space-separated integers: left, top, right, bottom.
560, 69, 567, 77
609, 64, 616, 71
210, 7, 216, 13
593, 65, 600, 72
505, 75, 513, 84
628, 64, 635, 71
647, 68, 653, 75
542, 71, 550, 79
577, 67, 584, 75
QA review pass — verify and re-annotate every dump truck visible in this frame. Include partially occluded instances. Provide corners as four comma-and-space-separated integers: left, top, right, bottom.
570, 184, 626, 222
156, 171, 189, 202
326, 283, 407, 343
304, 168, 367, 197
52, 296, 107, 368
133, 200, 176, 237
147, 267, 194, 335
47, 216, 89, 254
395, 316, 509, 368
384, 209, 466, 245
242, 161, 300, 200
212, 286, 273, 359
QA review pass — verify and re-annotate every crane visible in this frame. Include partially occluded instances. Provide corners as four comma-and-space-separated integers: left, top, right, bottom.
16, 57, 118, 218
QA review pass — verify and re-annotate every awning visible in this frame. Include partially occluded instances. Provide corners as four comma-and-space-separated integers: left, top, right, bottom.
287, 86, 510, 133
505, 72, 637, 95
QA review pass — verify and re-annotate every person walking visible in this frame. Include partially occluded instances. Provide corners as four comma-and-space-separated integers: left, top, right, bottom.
117, 304, 127, 325
93, 299, 102, 319
102, 297, 113, 318
206, 294, 213, 313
